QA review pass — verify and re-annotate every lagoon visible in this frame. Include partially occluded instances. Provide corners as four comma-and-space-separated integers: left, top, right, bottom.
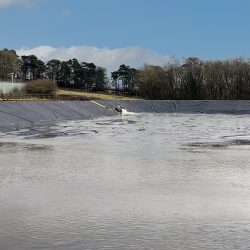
0, 113, 250, 249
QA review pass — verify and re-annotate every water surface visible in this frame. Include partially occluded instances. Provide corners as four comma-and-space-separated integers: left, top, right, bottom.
0, 113, 250, 249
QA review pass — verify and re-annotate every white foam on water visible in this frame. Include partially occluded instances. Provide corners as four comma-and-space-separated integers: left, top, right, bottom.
121, 108, 136, 115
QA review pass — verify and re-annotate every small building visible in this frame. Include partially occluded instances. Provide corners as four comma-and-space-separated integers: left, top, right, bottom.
0, 82, 25, 95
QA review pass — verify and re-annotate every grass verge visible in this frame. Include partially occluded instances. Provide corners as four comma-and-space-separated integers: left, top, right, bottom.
57, 89, 140, 100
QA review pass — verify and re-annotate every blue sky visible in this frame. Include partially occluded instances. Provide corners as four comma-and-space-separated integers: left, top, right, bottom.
0, 0, 250, 71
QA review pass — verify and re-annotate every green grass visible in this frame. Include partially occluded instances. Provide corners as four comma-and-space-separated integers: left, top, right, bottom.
0, 89, 140, 101
57, 89, 140, 100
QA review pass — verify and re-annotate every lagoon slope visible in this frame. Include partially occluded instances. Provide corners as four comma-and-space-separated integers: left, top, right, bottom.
0, 100, 250, 131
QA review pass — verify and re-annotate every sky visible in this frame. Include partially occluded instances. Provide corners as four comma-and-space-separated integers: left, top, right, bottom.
0, 0, 250, 72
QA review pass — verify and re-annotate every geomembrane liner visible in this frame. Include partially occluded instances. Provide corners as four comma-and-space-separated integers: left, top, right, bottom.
0, 100, 249, 131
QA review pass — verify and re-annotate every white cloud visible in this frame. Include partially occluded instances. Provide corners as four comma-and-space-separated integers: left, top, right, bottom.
16, 45, 169, 73
0, 0, 33, 8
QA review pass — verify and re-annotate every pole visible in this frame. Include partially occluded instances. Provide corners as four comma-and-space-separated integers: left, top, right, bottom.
10, 73, 14, 93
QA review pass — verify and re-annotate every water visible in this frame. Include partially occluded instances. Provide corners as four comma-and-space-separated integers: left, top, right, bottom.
0, 113, 250, 250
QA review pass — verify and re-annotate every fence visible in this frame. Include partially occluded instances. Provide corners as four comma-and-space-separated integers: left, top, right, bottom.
0, 93, 54, 101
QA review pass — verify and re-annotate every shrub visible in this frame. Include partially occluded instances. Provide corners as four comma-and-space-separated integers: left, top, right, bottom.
25, 79, 58, 96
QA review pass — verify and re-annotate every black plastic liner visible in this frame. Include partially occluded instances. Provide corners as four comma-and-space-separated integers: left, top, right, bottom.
99, 100, 250, 114
0, 100, 249, 131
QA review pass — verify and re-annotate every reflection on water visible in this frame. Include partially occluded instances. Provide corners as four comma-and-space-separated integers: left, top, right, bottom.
183, 139, 250, 151
0, 141, 51, 152
0, 113, 250, 249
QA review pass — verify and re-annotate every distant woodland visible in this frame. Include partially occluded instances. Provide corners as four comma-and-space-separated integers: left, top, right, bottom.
0, 48, 249, 99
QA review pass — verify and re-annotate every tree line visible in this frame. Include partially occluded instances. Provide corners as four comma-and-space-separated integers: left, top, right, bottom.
0, 49, 107, 91
137, 57, 250, 100
0, 49, 250, 99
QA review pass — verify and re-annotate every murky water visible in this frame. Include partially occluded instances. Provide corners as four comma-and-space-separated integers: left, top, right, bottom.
0, 113, 250, 250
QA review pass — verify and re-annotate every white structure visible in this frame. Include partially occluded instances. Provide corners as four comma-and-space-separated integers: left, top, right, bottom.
0, 82, 25, 95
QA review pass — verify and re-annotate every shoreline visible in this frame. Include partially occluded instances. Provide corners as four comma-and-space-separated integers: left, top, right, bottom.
0, 100, 249, 132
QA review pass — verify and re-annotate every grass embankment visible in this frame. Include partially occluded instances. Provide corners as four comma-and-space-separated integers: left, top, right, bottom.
0, 89, 139, 102
57, 89, 140, 101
